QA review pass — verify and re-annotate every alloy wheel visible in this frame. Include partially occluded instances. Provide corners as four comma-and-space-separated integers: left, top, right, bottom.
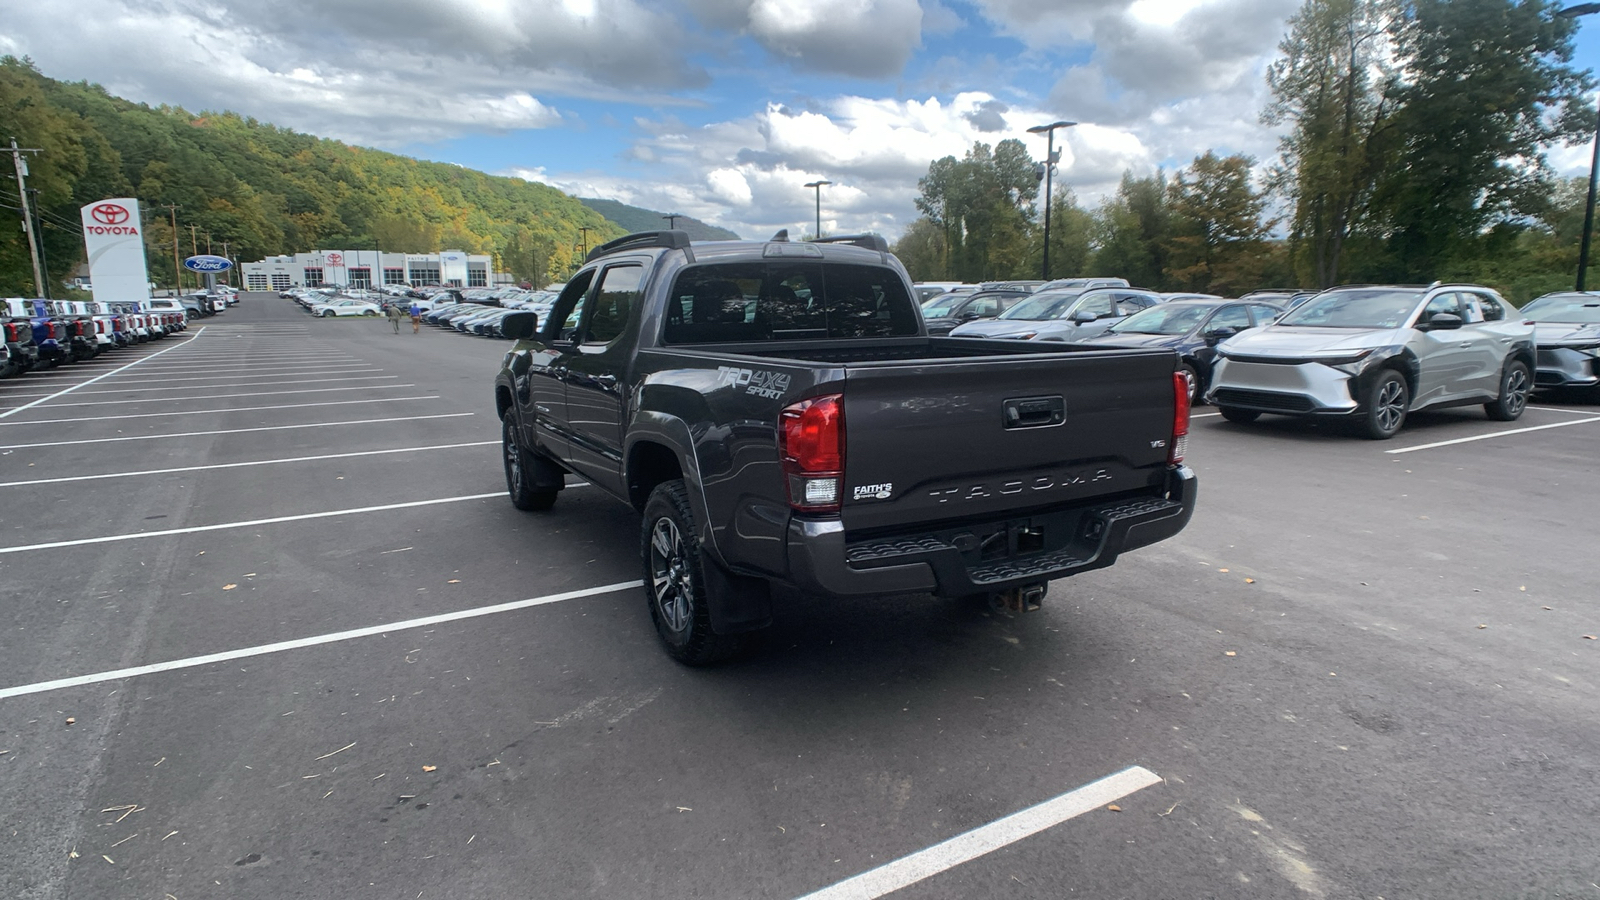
1375, 379, 1406, 433
649, 518, 694, 635
1505, 367, 1529, 416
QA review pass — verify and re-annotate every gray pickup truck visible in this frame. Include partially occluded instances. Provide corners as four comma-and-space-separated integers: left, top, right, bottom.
493, 231, 1197, 664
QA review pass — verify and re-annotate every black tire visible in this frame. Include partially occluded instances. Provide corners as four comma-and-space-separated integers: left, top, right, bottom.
363, 310, 379, 317
641, 479, 745, 666
1361, 369, 1408, 440
1218, 406, 1260, 424
1178, 362, 1202, 405
502, 415, 557, 511
1485, 360, 1530, 422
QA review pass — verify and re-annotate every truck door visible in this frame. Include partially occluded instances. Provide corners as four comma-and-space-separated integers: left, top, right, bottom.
524, 270, 595, 460
561, 262, 645, 496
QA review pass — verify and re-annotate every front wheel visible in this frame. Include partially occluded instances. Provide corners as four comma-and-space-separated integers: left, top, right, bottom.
502, 415, 557, 511
1484, 361, 1530, 422
1218, 406, 1260, 424
641, 480, 746, 666
1178, 362, 1201, 405
1361, 369, 1408, 440
363, 310, 379, 317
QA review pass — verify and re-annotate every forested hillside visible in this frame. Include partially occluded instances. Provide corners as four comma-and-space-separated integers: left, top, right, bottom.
580, 198, 741, 241
0, 57, 626, 294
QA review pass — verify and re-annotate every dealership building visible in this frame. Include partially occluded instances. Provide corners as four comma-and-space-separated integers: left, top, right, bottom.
241, 250, 498, 292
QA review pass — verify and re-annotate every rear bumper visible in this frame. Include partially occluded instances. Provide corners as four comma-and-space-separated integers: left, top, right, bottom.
784, 466, 1197, 598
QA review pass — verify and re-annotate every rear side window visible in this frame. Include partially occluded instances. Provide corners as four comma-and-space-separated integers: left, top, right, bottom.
664, 262, 918, 344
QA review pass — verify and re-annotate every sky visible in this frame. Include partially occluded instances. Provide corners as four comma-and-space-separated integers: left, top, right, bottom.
4, 0, 1600, 241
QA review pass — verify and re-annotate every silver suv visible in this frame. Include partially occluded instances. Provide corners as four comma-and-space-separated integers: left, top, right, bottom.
1206, 284, 1535, 439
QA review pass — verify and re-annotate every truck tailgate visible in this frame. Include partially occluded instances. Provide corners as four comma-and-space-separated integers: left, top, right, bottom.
839, 348, 1177, 532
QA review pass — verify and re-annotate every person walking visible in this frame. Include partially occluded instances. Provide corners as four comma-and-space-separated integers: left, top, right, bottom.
386, 302, 403, 333
409, 301, 423, 334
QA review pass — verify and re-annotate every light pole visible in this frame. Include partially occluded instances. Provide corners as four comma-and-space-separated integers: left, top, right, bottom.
804, 180, 831, 239
1559, 4, 1600, 290
662, 213, 683, 229
1026, 120, 1076, 281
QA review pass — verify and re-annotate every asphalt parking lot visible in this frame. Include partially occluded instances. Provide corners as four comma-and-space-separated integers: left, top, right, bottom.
1, 294, 1596, 899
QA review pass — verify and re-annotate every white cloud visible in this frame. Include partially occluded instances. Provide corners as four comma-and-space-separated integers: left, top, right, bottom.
524, 91, 1161, 240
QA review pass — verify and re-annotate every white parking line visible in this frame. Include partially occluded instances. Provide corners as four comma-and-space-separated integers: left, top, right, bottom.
1386, 416, 1600, 454
0, 412, 474, 450
103, 367, 384, 384
27, 384, 420, 408
70, 375, 401, 396
0, 441, 499, 488
0, 580, 641, 701
0, 395, 441, 426
1528, 405, 1600, 415
0, 326, 207, 421
794, 766, 1163, 900
0, 490, 501, 555
122, 361, 369, 373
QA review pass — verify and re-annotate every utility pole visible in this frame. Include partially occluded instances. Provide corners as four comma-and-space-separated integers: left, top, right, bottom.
26, 187, 50, 299
164, 204, 182, 294
188, 224, 199, 258
8, 138, 46, 296
804, 180, 832, 239
222, 240, 232, 288
578, 226, 592, 259
661, 213, 682, 229
1027, 121, 1076, 281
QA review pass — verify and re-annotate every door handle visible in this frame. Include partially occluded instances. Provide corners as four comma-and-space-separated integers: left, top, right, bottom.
1459, 342, 1473, 348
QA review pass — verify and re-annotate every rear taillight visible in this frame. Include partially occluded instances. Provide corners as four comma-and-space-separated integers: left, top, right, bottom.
3, 323, 16, 341
1170, 371, 1190, 465
779, 394, 844, 514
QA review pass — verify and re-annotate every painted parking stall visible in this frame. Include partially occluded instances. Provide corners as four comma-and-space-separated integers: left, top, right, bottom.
1, 293, 1597, 900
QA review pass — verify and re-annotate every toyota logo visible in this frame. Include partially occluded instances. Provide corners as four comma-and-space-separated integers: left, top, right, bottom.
91, 203, 130, 225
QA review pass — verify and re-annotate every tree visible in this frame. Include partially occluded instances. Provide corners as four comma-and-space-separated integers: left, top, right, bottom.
914, 139, 1040, 281
1166, 152, 1273, 294
1090, 171, 1172, 288
1373, 0, 1592, 278
1041, 188, 1093, 279
1262, 0, 1401, 288
891, 217, 948, 281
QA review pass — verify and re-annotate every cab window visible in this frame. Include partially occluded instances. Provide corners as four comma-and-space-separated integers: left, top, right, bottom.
583, 264, 644, 346
544, 269, 596, 342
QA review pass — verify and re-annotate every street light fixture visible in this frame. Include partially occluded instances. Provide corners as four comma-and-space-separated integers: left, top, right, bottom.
1558, 4, 1600, 290
1026, 120, 1076, 281
804, 180, 832, 239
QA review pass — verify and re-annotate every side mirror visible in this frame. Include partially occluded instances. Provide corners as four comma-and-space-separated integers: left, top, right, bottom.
1424, 312, 1463, 331
958, 309, 980, 320
1071, 310, 1098, 324
1205, 326, 1239, 341
501, 311, 540, 340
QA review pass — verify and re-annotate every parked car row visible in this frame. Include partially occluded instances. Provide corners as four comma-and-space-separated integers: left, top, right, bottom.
281, 286, 559, 338
918, 278, 1596, 440
2, 297, 190, 378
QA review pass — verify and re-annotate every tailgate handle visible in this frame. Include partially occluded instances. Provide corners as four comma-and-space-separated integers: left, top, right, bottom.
1003, 395, 1065, 429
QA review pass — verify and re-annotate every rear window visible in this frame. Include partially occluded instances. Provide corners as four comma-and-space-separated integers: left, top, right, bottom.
663, 262, 918, 344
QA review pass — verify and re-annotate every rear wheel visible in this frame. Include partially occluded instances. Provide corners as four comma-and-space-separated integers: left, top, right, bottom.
502, 415, 557, 511
1361, 369, 1408, 440
1484, 361, 1530, 422
1218, 406, 1259, 424
363, 310, 379, 317
642, 480, 746, 666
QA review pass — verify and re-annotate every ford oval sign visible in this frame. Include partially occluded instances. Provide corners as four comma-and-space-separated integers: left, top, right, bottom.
183, 254, 233, 273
